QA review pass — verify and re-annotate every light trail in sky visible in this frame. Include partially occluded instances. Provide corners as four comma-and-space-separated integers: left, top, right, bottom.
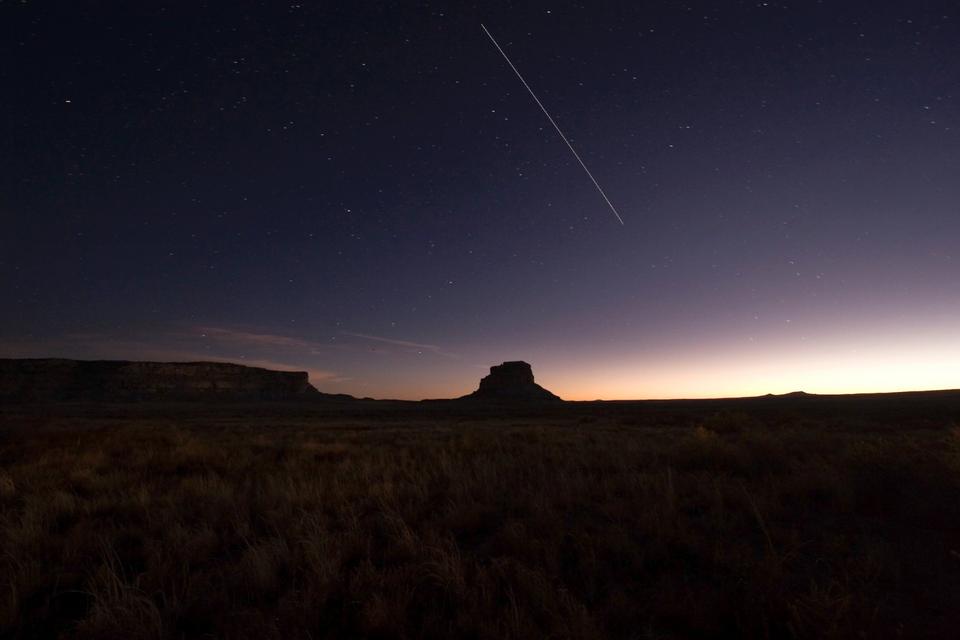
481, 23, 625, 225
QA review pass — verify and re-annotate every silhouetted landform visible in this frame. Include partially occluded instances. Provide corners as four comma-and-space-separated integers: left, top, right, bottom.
0, 358, 344, 402
459, 361, 562, 402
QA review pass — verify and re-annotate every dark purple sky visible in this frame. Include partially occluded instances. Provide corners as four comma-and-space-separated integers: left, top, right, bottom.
1, 2, 958, 399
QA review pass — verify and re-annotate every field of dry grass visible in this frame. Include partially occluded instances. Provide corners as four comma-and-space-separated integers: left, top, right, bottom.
2, 397, 960, 639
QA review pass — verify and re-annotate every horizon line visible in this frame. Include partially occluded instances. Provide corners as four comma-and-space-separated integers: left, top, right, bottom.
1, 355, 957, 403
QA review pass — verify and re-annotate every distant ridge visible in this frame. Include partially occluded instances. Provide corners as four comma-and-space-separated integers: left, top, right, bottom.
0, 358, 353, 403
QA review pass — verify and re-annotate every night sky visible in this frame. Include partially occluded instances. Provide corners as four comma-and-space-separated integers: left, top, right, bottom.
2, 2, 958, 400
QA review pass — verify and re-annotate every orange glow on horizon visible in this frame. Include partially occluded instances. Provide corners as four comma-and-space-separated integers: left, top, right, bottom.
536, 337, 960, 401
322, 344, 959, 401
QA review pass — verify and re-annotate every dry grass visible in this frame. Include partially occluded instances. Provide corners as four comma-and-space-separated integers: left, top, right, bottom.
1, 401, 959, 639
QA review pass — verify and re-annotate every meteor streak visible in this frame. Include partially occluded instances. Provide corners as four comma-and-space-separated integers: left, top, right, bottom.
481, 23, 625, 225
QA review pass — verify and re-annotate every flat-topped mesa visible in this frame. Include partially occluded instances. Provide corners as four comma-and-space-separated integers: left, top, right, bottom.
462, 361, 562, 402
0, 359, 325, 402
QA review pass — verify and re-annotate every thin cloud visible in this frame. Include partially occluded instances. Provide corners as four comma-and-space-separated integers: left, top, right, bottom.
188, 326, 354, 355
194, 326, 322, 350
190, 326, 457, 359
340, 332, 459, 359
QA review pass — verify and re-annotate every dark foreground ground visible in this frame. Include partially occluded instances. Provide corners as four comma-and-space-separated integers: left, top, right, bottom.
2, 392, 960, 639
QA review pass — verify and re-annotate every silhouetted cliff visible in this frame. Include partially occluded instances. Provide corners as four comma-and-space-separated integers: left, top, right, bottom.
0, 359, 327, 402
460, 361, 562, 402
